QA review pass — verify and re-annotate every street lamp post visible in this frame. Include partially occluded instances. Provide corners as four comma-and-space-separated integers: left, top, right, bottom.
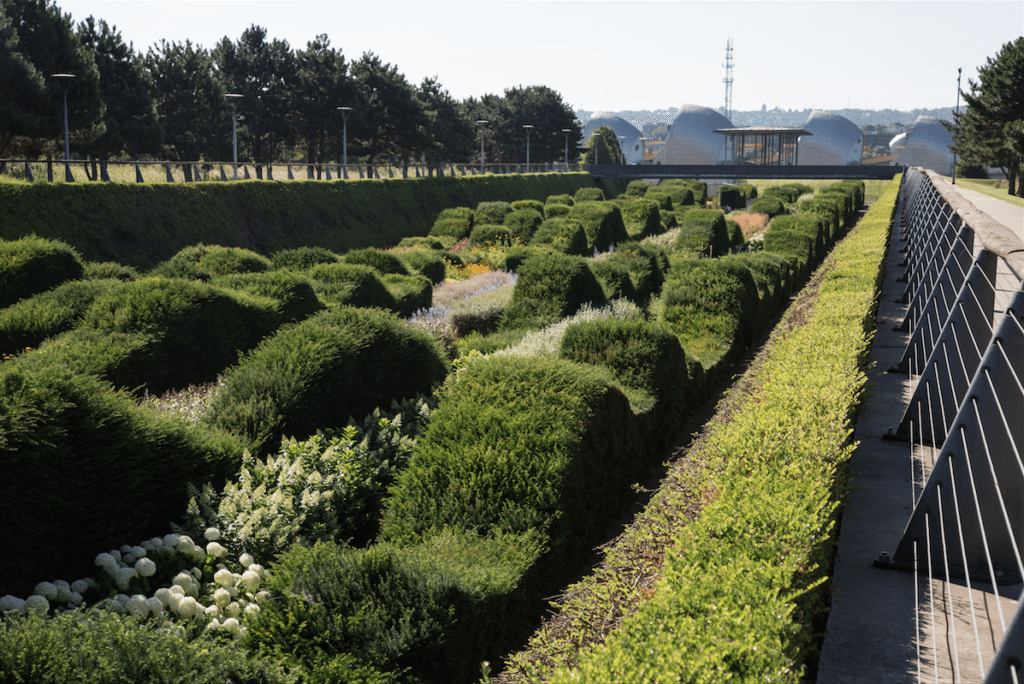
226, 93, 242, 180
51, 73, 75, 182
619, 136, 627, 164
562, 129, 571, 168
523, 124, 534, 169
476, 120, 488, 173
337, 106, 353, 173
952, 68, 962, 184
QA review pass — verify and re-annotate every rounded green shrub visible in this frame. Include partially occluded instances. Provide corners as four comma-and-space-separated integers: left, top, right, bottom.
469, 223, 511, 248
600, 250, 662, 304
308, 262, 396, 310
0, 364, 241, 596
0, 278, 119, 357
197, 246, 272, 276
619, 199, 663, 239
589, 257, 639, 304
83, 261, 139, 281
500, 253, 607, 330
271, 245, 341, 270
504, 208, 543, 244
530, 218, 589, 256
396, 249, 447, 284
544, 203, 571, 219
429, 207, 475, 241
148, 244, 217, 280
573, 187, 605, 203
474, 201, 513, 226
644, 190, 673, 212
204, 306, 449, 455
673, 208, 731, 257
625, 180, 651, 197
750, 195, 787, 218
0, 235, 85, 308
343, 248, 411, 276
210, 270, 324, 324
511, 199, 545, 214
566, 202, 629, 253
381, 273, 432, 318
545, 193, 574, 207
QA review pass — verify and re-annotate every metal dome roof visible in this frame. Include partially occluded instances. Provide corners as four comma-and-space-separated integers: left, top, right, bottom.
896, 116, 954, 174
798, 111, 863, 165
654, 104, 734, 165
582, 112, 645, 164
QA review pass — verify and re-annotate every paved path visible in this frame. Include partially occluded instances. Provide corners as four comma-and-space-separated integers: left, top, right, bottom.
815, 182, 1022, 683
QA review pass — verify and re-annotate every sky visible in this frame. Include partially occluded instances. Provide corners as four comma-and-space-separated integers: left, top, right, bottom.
52, 0, 1024, 115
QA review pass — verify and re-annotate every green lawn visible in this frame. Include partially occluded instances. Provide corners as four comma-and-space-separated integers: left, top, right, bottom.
942, 176, 1024, 208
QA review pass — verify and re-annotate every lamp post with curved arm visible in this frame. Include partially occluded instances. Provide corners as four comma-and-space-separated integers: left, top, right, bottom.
51, 73, 75, 182
226, 93, 242, 180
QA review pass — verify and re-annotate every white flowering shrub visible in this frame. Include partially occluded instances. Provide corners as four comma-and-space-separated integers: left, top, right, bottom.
182, 396, 435, 561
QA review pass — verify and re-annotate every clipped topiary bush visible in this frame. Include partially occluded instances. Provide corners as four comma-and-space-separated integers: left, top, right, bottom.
573, 187, 605, 203
530, 218, 589, 256
661, 178, 706, 205
271, 245, 341, 270
673, 208, 731, 257
504, 208, 543, 244
718, 185, 745, 212
0, 278, 119, 357
0, 235, 85, 309
204, 305, 449, 455
381, 273, 432, 318
750, 195, 788, 218
511, 199, 545, 214
625, 180, 650, 197
500, 253, 607, 330
469, 223, 512, 248
619, 199, 663, 239
543, 203, 571, 219
545, 193, 574, 207
83, 261, 139, 281
197, 246, 272, 276
148, 244, 217, 281
589, 257, 639, 305
308, 262, 396, 311
0, 364, 241, 597
396, 249, 447, 284
599, 250, 662, 305
643, 190, 673, 212
475, 201, 513, 226
567, 202, 629, 253
429, 207, 475, 241
210, 270, 324, 325
343, 248, 411, 276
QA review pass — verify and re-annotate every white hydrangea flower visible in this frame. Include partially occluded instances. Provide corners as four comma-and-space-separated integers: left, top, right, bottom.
52, 581, 72, 603
154, 587, 175, 607
131, 546, 147, 558
204, 527, 221, 541
146, 597, 164, 617
95, 553, 119, 575
122, 552, 136, 565
172, 571, 195, 591
255, 591, 271, 604
0, 595, 26, 612
127, 595, 150, 619
244, 603, 260, 618
248, 564, 266, 579
135, 558, 157, 578
240, 570, 261, 591
32, 582, 57, 600
114, 567, 138, 591
213, 587, 231, 609
71, 579, 91, 594
25, 595, 49, 615
206, 541, 227, 559
222, 617, 241, 633
108, 549, 122, 564
176, 596, 200, 619
224, 602, 241, 619
205, 604, 222, 619
175, 536, 197, 555
120, 544, 133, 555
239, 553, 254, 569
162, 533, 181, 547
69, 592, 83, 606
213, 569, 234, 587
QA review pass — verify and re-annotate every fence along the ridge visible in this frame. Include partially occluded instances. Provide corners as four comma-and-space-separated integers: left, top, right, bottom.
0, 158, 576, 183
876, 167, 1023, 683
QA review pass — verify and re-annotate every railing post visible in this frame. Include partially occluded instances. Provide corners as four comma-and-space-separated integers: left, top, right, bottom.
164, 164, 173, 182
135, 163, 144, 183
24, 161, 34, 182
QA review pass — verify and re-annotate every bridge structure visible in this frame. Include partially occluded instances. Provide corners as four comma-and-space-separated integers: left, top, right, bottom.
817, 168, 1023, 683
585, 163, 903, 182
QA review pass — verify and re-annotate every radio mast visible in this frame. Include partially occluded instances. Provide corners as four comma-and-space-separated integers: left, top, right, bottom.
723, 38, 734, 123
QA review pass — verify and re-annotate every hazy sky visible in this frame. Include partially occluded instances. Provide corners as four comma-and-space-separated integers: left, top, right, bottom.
53, 0, 1024, 114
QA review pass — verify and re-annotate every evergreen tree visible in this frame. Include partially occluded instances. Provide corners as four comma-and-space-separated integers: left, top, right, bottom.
950, 38, 1024, 196
76, 16, 162, 159
349, 51, 431, 167
0, 0, 46, 157
582, 125, 624, 165
1, 0, 104, 156
294, 34, 352, 169
212, 25, 298, 172
145, 39, 228, 161
416, 76, 475, 166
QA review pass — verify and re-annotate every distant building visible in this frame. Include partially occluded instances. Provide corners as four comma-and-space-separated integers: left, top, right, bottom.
894, 116, 954, 174
581, 112, 644, 165
798, 111, 863, 165
652, 104, 734, 165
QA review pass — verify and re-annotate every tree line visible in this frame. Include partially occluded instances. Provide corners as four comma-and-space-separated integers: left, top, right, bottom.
950, 37, 1024, 196
0, 0, 584, 167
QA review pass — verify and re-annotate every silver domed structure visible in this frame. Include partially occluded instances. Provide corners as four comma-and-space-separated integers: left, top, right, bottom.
653, 104, 734, 165
582, 112, 644, 165
798, 111, 863, 165
896, 116, 954, 174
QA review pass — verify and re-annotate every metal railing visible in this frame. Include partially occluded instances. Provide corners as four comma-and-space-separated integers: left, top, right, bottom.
0, 158, 579, 184
876, 167, 1023, 683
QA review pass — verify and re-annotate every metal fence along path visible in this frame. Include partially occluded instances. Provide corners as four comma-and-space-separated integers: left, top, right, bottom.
818, 168, 1023, 684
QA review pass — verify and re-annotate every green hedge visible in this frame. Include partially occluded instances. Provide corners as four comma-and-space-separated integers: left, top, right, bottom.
395, 249, 447, 284
660, 178, 706, 205
469, 223, 512, 247
270, 245, 341, 270
0, 364, 242, 596
0, 235, 85, 308
588, 258, 639, 305
500, 253, 607, 330
618, 199, 663, 239
504, 208, 543, 244
0, 278, 118, 357
475, 201, 513, 226
0, 174, 612, 270
750, 195, 788, 217
203, 306, 449, 455
381, 273, 433, 318
307, 262, 396, 310
573, 187, 605, 203
429, 207, 475, 241
342, 248, 411, 275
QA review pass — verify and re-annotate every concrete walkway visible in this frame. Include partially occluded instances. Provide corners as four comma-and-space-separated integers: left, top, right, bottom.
816, 182, 1022, 683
